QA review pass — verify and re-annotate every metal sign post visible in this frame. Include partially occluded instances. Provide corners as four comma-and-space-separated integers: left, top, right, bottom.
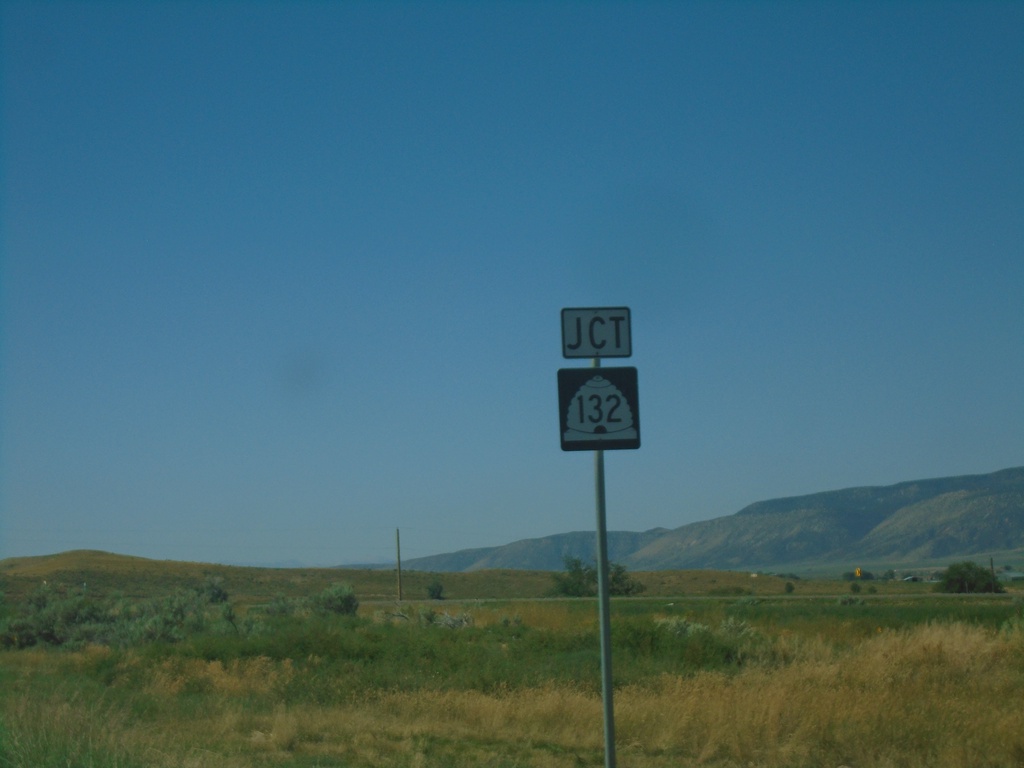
558, 307, 639, 768
592, 357, 617, 768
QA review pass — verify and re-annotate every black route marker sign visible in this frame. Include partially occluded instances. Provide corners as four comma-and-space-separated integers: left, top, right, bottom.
557, 367, 640, 451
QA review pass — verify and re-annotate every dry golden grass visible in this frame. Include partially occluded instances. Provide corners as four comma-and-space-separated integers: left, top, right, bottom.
4, 620, 1022, 767
610, 622, 1024, 767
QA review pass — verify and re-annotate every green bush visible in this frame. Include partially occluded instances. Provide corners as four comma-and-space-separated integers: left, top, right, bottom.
426, 579, 445, 600
1, 583, 220, 649
0, 579, 364, 652
551, 556, 644, 597
934, 561, 1005, 594
199, 576, 229, 604
262, 592, 300, 616
2, 584, 110, 649
655, 616, 710, 638
551, 556, 596, 597
609, 562, 646, 596
310, 583, 359, 616
615, 618, 662, 656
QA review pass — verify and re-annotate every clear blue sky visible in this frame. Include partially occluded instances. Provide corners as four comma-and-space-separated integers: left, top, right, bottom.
2, 1, 1022, 566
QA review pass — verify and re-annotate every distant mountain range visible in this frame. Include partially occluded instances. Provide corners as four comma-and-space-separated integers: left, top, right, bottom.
401, 467, 1024, 573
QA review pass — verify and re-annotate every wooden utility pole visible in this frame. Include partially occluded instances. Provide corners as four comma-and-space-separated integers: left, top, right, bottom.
396, 528, 403, 602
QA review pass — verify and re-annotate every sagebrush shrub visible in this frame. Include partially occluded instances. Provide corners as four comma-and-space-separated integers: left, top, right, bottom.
310, 583, 359, 616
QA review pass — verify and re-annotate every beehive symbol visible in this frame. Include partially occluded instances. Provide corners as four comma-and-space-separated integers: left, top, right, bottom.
564, 375, 638, 444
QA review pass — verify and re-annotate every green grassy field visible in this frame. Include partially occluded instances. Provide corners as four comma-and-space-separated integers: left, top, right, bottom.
0, 549, 956, 605
1, 552, 1022, 767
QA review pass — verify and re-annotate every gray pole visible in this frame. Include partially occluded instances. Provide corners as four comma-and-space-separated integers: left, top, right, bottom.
593, 357, 617, 768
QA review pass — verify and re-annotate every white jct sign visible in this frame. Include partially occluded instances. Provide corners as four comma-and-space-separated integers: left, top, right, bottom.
561, 307, 632, 359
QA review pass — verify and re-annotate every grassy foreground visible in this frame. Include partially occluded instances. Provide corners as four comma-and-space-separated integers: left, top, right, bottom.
1, 553, 1023, 767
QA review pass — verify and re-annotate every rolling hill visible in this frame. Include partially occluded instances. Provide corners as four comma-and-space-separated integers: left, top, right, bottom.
404, 466, 1024, 572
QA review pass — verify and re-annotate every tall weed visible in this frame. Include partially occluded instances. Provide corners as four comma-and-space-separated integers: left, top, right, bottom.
0, 690, 144, 768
